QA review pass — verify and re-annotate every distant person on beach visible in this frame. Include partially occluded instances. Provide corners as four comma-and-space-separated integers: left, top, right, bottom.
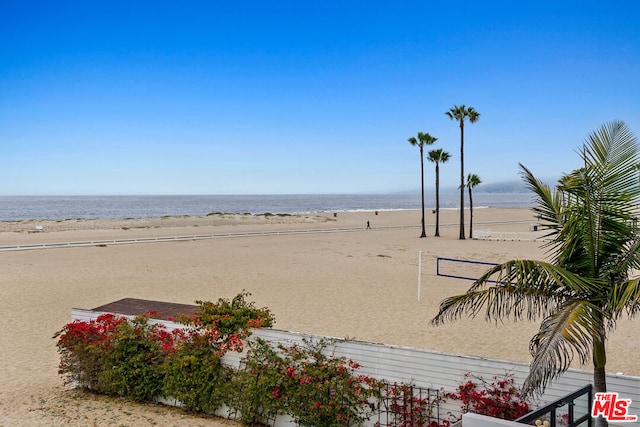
366, 221, 371, 229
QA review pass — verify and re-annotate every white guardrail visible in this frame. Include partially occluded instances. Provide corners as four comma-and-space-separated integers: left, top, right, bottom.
473, 229, 548, 241
0, 225, 420, 252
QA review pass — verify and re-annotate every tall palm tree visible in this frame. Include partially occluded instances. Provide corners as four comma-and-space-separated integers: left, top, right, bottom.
428, 148, 451, 237
466, 173, 481, 239
408, 132, 438, 238
445, 105, 480, 240
431, 121, 640, 427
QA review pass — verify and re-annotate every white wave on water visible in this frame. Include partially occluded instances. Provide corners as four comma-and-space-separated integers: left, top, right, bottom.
0, 193, 535, 221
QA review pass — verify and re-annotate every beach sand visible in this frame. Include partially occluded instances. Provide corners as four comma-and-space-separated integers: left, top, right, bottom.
1, 208, 638, 426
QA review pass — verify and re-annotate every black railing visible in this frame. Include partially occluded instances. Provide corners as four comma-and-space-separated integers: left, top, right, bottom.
373, 383, 442, 427
515, 384, 592, 427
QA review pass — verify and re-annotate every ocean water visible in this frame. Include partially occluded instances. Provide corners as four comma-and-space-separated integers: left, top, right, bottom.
0, 193, 536, 222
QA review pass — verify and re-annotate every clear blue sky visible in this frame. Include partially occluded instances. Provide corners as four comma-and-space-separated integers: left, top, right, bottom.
1, 1, 639, 195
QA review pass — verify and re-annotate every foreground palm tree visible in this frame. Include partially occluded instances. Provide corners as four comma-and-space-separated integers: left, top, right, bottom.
428, 148, 451, 237
466, 173, 481, 238
446, 105, 480, 240
432, 121, 640, 427
408, 132, 438, 238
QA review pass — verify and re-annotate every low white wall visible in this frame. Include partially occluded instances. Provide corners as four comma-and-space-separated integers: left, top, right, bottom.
70, 308, 640, 426
462, 413, 521, 427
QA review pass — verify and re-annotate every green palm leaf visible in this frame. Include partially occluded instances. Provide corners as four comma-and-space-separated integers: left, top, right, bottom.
607, 278, 640, 319
524, 300, 603, 395
431, 260, 598, 325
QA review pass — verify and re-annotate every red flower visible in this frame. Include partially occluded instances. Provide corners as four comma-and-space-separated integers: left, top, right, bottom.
271, 387, 280, 399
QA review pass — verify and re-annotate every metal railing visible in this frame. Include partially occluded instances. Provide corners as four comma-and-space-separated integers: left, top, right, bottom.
373, 382, 442, 427
515, 384, 592, 427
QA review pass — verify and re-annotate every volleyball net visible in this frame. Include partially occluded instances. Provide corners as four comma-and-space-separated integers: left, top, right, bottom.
436, 257, 499, 282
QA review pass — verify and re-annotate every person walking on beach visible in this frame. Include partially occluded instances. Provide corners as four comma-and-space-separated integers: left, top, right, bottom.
366, 221, 371, 229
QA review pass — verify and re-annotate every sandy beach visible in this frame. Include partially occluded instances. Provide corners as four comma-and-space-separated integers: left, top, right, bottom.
1, 208, 638, 426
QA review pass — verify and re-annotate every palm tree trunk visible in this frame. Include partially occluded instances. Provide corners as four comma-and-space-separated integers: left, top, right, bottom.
459, 121, 465, 240
593, 365, 609, 427
593, 344, 607, 393
420, 147, 427, 238
435, 163, 440, 237
593, 326, 608, 427
468, 185, 473, 239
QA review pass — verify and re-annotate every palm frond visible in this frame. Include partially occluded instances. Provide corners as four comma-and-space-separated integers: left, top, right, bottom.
523, 300, 602, 396
445, 104, 480, 124
428, 148, 451, 163
610, 237, 640, 275
523, 122, 640, 280
467, 107, 480, 123
606, 278, 640, 320
519, 164, 563, 242
471, 259, 598, 296
431, 260, 598, 326
466, 173, 481, 188
583, 120, 639, 200
576, 122, 640, 281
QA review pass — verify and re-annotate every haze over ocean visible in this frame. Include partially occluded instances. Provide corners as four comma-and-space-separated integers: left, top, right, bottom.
0, 193, 534, 222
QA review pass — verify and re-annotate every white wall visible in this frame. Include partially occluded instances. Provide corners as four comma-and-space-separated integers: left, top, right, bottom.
462, 413, 521, 427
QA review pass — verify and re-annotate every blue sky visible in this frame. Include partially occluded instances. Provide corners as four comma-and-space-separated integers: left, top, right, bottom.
1, 1, 639, 195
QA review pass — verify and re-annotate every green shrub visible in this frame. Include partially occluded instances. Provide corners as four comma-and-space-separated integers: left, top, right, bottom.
162, 332, 233, 413
54, 313, 127, 390
54, 313, 176, 401
228, 338, 286, 425
279, 339, 379, 426
178, 291, 274, 351
55, 291, 273, 406
96, 316, 167, 401
229, 338, 380, 427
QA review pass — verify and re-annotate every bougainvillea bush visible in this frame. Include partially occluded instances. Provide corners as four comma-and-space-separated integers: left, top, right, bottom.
161, 291, 275, 413
55, 291, 273, 410
444, 372, 530, 421
92, 314, 176, 401
376, 373, 531, 427
176, 291, 275, 352
161, 330, 234, 413
55, 312, 183, 400
230, 338, 380, 427
276, 339, 380, 427
227, 338, 287, 425
55, 312, 128, 391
